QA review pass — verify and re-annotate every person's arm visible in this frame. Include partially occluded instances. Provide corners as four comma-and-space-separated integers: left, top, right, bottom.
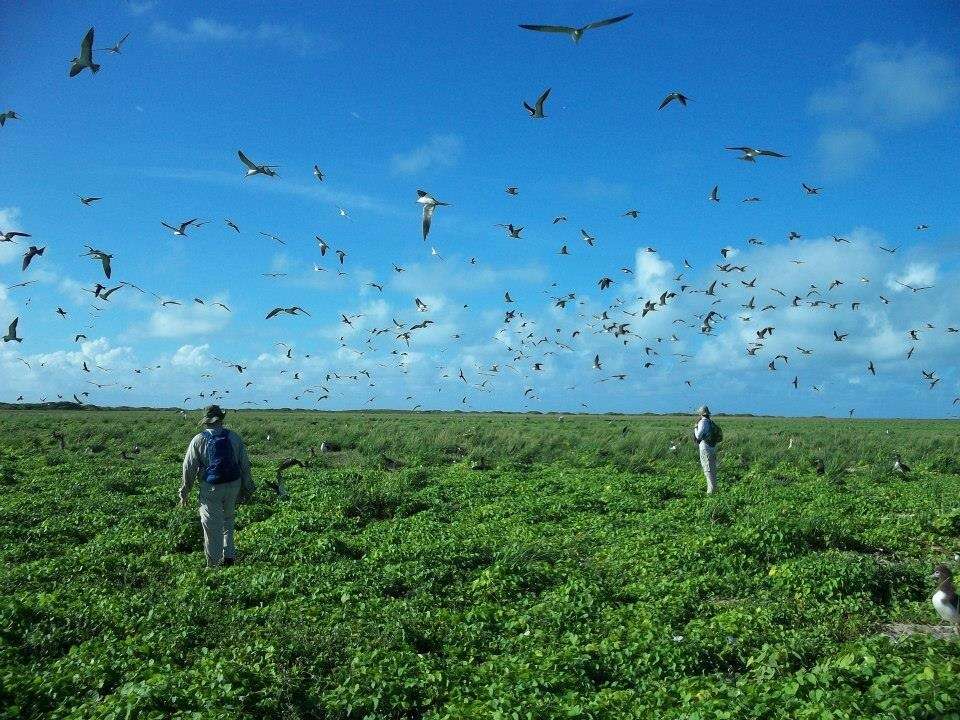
179, 434, 203, 504
234, 433, 255, 497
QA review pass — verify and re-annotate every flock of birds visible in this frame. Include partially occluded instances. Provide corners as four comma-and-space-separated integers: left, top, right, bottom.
1, 17, 956, 421
1, 16, 957, 631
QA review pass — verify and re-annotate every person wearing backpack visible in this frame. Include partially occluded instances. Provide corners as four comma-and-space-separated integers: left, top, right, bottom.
693, 405, 722, 494
179, 405, 255, 568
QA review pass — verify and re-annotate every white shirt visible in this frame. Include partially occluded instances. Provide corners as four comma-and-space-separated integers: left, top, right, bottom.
695, 417, 715, 447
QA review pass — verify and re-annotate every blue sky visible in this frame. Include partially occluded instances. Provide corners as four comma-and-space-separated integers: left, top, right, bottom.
1, 1, 959, 417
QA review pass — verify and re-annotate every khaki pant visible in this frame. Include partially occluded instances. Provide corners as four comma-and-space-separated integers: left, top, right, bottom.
198, 479, 241, 567
699, 443, 717, 494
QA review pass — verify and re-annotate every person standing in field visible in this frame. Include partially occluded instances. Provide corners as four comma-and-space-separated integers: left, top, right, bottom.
179, 405, 255, 568
693, 405, 722, 494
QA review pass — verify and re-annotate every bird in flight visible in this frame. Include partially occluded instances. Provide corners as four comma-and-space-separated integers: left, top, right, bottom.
313, 165, 324, 182
22, 245, 45, 271
237, 150, 279, 178
99, 32, 130, 54
801, 183, 821, 195
70, 28, 100, 77
896, 280, 933, 293
82, 245, 113, 278
1, 230, 30, 243
265, 306, 311, 319
225, 219, 240, 233
0, 110, 21, 127
77, 195, 102, 206
161, 218, 198, 236
3, 317, 22, 343
518, 13, 633, 43
725, 147, 788, 162
523, 87, 551, 118
417, 190, 450, 240
658, 91, 689, 110
709, 185, 720, 202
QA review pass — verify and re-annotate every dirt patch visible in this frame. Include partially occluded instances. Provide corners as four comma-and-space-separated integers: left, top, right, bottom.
881, 622, 959, 641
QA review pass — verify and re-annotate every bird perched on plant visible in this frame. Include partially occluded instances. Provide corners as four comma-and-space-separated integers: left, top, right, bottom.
931, 565, 959, 631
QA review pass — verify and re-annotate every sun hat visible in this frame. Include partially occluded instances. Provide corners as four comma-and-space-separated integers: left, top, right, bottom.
200, 404, 226, 425
697, 405, 711, 417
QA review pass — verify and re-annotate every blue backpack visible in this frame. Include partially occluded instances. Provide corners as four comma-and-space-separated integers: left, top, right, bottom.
203, 429, 240, 484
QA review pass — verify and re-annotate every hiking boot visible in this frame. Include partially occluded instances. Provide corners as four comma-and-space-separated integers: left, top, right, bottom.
222, 557, 236, 567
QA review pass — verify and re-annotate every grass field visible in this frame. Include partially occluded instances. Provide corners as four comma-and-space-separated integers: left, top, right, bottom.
1, 410, 959, 719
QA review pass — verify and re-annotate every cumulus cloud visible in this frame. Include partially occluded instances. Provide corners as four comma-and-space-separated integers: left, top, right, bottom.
390, 134, 463, 175
887, 262, 937, 293
171, 344, 211, 368
810, 42, 959, 127
632, 249, 674, 298
147, 302, 231, 338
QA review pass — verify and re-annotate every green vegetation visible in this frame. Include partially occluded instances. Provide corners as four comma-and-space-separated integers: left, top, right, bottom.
1, 410, 959, 719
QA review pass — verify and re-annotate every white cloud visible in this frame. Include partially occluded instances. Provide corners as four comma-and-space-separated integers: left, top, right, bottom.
390, 134, 463, 175
171, 344, 211, 368
887, 262, 937, 293
810, 42, 959, 128
632, 249, 674, 298
150, 18, 322, 55
147, 302, 230, 338
814, 127, 879, 178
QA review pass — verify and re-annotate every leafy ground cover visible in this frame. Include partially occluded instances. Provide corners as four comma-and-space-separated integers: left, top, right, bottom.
1, 410, 959, 718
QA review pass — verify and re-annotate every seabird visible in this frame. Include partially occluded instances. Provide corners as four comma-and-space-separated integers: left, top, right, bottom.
3, 317, 22, 343
658, 91, 689, 110
725, 147, 788, 161
523, 87, 551, 118
69, 28, 100, 77
518, 13, 633, 43
237, 149, 279, 178
417, 190, 450, 240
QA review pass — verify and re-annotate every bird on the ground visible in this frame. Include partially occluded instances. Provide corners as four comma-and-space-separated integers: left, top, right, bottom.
523, 87, 551, 118
893, 454, 910, 474
69, 28, 100, 77
518, 13, 633, 43
931, 565, 959, 631
237, 149, 279, 178
417, 190, 450, 240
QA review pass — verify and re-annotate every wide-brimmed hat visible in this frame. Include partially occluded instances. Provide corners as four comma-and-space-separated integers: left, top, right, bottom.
200, 404, 226, 425
697, 405, 711, 417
